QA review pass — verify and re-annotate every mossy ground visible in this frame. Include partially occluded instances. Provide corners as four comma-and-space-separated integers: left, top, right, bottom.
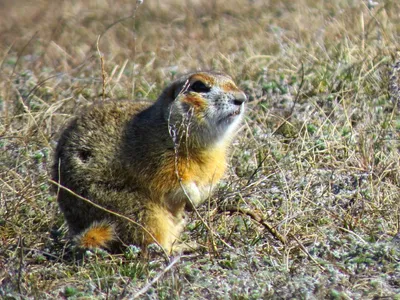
1, 0, 400, 298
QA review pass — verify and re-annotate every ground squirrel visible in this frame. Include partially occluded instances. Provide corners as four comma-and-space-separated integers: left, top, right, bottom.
53, 71, 246, 253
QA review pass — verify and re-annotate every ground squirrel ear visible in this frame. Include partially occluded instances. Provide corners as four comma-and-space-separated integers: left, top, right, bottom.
159, 79, 188, 103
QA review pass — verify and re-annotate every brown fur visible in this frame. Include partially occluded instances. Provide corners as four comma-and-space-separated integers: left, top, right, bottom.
53, 72, 246, 253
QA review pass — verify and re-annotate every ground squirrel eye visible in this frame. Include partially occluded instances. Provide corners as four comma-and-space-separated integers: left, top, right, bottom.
190, 81, 211, 93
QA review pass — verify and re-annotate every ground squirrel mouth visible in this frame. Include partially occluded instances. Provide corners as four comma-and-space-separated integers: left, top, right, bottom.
229, 108, 242, 117
219, 108, 242, 124
232, 109, 241, 116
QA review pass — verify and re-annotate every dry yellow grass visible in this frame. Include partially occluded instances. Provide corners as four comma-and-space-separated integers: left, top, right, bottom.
1, 0, 400, 298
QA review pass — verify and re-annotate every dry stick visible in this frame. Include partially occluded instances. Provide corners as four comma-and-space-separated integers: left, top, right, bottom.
93, 1, 143, 101
179, 181, 233, 251
397, 213, 400, 236
175, 157, 233, 251
173, 136, 233, 251
88, 2, 142, 56
17, 236, 24, 295
10, 31, 39, 80
118, 278, 132, 300
2, 32, 38, 133
167, 82, 232, 252
274, 62, 305, 134
96, 36, 107, 102
0, 43, 14, 126
363, 3, 389, 42
220, 205, 287, 245
371, 61, 399, 157
289, 233, 326, 271
248, 64, 306, 185
206, 183, 219, 259
130, 0, 143, 99
389, 61, 400, 106
48, 179, 169, 260
246, 155, 269, 185
12, 86, 51, 149
338, 227, 367, 245
290, 61, 305, 116
133, 255, 181, 299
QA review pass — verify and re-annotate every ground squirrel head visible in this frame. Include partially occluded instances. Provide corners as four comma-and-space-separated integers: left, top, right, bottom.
157, 71, 246, 148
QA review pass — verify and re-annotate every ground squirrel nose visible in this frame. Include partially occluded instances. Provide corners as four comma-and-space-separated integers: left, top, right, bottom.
232, 92, 247, 106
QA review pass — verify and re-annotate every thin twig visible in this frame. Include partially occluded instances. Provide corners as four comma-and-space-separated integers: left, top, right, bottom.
92, 1, 143, 100
130, 0, 143, 99
167, 81, 232, 252
290, 62, 305, 116
48, 178, 169, 260
338, 227, 367, 245
133, 256, 181, 298
3, 32, 38, 132
289, 233, 326, 271
118, 278, 132, 300
96, 36, 107, 102
221, 205, 287, 245
246, 155, 269, 185
17, 236, 24, 295
87, 2, 142, 57
274, 62, 305, 133
179, 181, 233, 252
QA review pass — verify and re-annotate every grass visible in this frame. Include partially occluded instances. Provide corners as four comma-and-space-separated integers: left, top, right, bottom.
1, 0, 400, 298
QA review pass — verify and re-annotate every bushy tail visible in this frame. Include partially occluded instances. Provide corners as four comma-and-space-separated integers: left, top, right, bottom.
76, 221, 116, 249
